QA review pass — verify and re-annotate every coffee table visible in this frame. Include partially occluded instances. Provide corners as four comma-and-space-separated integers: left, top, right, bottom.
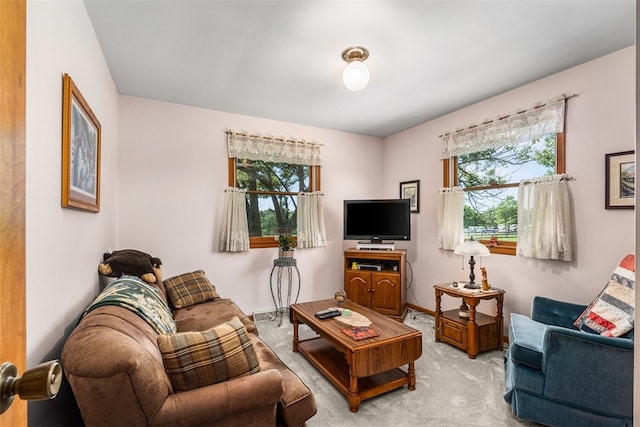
290, 299, 422, 412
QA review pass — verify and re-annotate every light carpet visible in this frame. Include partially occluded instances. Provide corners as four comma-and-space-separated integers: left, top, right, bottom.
255, 310, 538, 427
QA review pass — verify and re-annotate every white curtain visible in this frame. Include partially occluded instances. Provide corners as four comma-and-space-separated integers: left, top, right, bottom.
296, 192, 326, 248
219, 187, 250, 252
438, 187, 465, 250
226, 129, 322, 166
517, 174, 573, 261
441, 94, 567, 159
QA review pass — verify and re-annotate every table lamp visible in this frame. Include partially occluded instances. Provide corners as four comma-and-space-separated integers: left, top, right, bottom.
454, 237, 490, 289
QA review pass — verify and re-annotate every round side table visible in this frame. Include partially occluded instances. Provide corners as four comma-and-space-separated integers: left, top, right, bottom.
269, 257, 301, 326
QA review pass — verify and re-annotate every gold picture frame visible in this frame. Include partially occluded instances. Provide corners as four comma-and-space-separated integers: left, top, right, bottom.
62, 74, 101, 212
605, 150, 634, 210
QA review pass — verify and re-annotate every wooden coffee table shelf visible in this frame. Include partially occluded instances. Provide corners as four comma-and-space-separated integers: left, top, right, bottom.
290, 299, 422, 412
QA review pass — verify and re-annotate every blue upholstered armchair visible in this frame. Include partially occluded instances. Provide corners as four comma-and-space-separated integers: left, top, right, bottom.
504, 296, 633, 427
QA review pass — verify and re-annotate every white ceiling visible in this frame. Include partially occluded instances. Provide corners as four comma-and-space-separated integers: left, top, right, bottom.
84, 1, 636, 138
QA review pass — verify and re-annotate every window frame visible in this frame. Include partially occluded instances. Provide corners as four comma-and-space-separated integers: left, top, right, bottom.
443, 132, 565, 255
228, 158, 321, 249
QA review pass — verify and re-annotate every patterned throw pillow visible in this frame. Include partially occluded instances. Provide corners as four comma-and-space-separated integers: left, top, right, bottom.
574, 254, 635, 337
163, 270, 220, 308
157, 316, 260, 392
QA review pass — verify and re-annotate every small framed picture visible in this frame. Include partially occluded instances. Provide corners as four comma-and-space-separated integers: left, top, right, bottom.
400, 180, 420, 213
605, 150, 634, 210
62, 74, 101, 212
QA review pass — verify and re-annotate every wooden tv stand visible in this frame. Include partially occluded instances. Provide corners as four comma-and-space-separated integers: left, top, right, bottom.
343, 248, 407, 320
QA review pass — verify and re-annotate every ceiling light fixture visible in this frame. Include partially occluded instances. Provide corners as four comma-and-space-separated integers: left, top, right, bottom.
341, 46, 370, 91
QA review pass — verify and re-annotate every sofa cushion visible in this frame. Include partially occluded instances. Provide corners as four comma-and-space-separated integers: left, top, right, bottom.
173, 298, 258, 335
574, 254, 635, 337
164, 270, 221, 308
251, 335, 317, 426
158, 316, 260, 392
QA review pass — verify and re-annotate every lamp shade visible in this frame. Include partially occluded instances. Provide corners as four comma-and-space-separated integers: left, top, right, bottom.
342, 60, 369, 91
454, 238, 490, 257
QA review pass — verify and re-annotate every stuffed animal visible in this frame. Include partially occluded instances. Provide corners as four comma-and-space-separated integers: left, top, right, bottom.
98, 249, 162, 284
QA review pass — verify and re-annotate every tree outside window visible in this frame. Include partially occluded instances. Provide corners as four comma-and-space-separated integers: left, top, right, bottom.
447, 133, 564, 254
230, 158, 320, 248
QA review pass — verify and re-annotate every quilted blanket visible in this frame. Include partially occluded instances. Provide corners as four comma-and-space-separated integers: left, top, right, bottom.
83, 275, 176, 334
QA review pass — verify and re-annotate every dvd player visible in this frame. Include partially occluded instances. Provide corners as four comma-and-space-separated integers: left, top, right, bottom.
357, 264, 383, 271
356, 242, 395, 251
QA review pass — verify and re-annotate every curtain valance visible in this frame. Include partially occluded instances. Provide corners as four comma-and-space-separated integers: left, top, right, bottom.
226, 129, 322, 166
440, 94, 571, 159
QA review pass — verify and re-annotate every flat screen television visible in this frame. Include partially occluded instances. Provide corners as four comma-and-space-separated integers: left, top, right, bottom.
343, 199, 411, 243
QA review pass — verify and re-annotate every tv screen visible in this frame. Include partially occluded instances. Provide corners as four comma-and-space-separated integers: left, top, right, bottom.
343, 199, 411, 242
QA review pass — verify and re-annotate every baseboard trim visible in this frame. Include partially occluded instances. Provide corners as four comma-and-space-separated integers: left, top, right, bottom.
252, 310, 275, 322
407, 303, 435, 317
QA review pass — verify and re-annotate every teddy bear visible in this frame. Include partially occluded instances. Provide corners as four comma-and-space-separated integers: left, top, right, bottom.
98, 249, 162, 284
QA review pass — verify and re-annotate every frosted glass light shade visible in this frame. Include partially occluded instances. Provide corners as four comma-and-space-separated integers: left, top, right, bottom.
454, 238, 490, 256
342, 61, 370, 91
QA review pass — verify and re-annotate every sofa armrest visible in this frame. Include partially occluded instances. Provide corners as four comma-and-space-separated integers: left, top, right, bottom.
540, 326, 633, 418
530, 296, 586, 328
150, 369, 284, 426
508, 314, 546, 369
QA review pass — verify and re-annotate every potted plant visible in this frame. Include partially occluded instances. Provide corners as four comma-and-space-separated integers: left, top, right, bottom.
278, 235, 295, 259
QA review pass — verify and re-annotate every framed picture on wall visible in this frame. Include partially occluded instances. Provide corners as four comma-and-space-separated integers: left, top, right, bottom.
62, 73, 101, 212
400, 180, 420, 213
605, 150, 634, 210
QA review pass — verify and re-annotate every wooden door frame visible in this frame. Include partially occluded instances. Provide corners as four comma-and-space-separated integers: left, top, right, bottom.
0, 0, 27, 424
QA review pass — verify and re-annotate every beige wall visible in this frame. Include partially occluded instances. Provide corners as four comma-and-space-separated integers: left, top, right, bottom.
117, 97, 382, 312
26, 0, 120, 423
117, 47, 636, 325
383, 46, 636, 319
26, 1, 120, 364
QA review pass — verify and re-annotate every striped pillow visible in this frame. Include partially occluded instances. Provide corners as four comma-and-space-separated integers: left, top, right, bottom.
574, 254, 635, 337
158, 316, 260, 392
163, 270, 220, 308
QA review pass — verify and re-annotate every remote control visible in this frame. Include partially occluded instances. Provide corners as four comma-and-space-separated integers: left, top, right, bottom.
315, 308, 341, 319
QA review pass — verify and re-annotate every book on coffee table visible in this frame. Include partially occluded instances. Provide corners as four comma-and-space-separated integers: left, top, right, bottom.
341, 326, 379, 341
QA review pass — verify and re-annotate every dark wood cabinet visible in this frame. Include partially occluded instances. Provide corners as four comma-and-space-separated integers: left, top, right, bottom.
344, 249, 406, 320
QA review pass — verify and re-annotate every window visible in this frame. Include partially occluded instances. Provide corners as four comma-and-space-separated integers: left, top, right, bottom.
444, 133, 565, 255
228, 158, 321, 248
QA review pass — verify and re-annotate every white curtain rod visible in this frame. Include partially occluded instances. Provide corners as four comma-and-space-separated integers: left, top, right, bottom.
439, 186, 463, 192
519, 175, 573, 185
224, 187, 246, 193
439, 93, 578, 138
225, 130, 324, 146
